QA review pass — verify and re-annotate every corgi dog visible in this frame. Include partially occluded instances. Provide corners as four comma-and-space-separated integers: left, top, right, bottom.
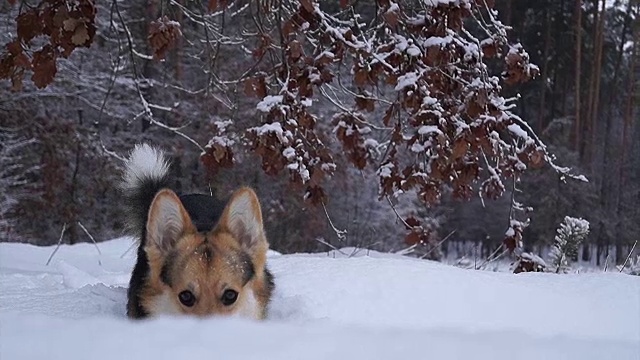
120, 144, 274, 320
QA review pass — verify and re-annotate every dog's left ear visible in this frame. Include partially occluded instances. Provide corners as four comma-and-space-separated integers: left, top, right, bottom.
218, 187, 268, 255
147, 189, 196, 253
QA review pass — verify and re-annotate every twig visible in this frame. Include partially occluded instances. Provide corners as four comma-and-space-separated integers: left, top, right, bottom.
77, 222, 102, 266
100, 142, 127, 162
46, 223, 67, 266
477, 245, 508, 269
619, 240, 638, 273
314, 237, 347, 256
603, 254, 610, 272
394, 243, 418, 256
386, 196, 412, 230
420, 230, 456, 259
120, 241, 137, 259
321, 201, 347, 241
112, 0, 204, 153
348, 246, 363, 258
474, 243, 478, 270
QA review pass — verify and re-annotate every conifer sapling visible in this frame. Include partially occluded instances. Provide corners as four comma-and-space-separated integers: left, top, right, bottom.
549, 216, 590, 273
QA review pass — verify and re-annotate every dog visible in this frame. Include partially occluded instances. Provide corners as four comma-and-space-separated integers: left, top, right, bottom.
120, 143, 274, 320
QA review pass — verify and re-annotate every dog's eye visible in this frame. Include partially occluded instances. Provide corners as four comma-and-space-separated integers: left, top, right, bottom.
221, 289, 238, 306
178, 290, 196, 307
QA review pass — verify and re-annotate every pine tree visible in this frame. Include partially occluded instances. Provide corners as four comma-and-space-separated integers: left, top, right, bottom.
549, 216, 590, 273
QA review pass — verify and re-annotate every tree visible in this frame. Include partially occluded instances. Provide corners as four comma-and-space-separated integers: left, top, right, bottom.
549, 216, 590, 273
2, 0, 621, 256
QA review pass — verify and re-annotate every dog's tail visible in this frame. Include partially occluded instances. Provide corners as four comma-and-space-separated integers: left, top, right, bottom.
121, 143, 171, 243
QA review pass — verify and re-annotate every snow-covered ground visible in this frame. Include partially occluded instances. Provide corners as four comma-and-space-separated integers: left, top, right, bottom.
0, 238, 638, 359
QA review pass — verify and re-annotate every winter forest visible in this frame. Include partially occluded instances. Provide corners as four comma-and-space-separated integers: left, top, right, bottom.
0, 0, 638, 272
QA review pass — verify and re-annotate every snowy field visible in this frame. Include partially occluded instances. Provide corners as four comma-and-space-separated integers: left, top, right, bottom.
0, 237, 638, 360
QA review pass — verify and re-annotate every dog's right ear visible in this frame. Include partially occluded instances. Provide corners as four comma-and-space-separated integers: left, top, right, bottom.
218, 187, 268, 257
146, 189, 195, 252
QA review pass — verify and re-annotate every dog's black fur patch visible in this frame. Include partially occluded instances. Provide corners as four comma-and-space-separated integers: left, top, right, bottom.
265, 267, 275, 297
240, 251, 256, 285
125, 173, 170, 319
179, 194, 227, 232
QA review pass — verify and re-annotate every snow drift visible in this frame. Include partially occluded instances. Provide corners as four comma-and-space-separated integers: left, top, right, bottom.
0, 238, 638, 360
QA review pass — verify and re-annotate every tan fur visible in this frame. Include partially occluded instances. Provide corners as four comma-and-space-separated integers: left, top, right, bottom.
139, 187, 272, 319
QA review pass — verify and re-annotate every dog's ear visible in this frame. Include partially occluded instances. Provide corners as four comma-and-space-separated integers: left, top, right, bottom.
146, 189, 196, 252
218, 187, 267, 255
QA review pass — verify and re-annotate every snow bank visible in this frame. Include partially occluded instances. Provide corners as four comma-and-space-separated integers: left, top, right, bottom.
0, 238, 638, 359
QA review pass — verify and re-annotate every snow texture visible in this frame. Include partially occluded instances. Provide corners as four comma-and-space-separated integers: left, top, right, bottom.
418, 125, 442, 135
251, 122, 284, 136
256, 95, 284, 113
394, 71, 420, 90
0, 238, 638, 360
507, 123, 528, 139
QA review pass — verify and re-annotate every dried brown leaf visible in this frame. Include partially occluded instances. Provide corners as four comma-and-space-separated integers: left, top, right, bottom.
208, 0, 228, 12
16, 10, 41, 43
405, 231, 421, 245
63, 17, 79, 32
383, 6, 399, 27
300, 0, 314, 13
354, 69, 368, 87
290, 40, 302, 60
148, 16, 182, 60
31, 46, 57, 89
71, 24, 89, 45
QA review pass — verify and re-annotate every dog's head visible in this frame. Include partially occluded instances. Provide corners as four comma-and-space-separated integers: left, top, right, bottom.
142, 187, 270, 319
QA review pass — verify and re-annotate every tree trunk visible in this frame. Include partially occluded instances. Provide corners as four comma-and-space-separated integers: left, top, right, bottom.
573, 0, 582, 152
582, 0, 598, 160
582, 243, 591, 262
587, 0, 606, 172
618, 4, 638, 214
537, 8, 552, 133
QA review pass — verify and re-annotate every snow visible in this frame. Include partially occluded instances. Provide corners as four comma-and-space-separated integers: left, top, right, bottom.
507, 123, 528, 139
363, 138, 379, 148
315, 51, 335, 61
256, 95, 284, 113
418, 125, 442, 135
282, 146, 296, 160
422, 95, 438, 106
406, 45, 421, 57
1, 238, 639, 360
300, 98, 313, 107
424, 35, 454, 48
394, 71, 420, 90
250, 122, 284, 136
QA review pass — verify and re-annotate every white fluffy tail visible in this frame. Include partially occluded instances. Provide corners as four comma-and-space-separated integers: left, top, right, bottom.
120, 143, 172, 242
122, 144, 170, 191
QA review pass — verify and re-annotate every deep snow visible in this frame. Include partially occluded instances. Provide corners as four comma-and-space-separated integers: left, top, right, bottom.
0, 238, 638, 360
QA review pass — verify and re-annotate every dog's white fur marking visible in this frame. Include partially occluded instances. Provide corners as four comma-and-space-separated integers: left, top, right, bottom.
122, 143, 169, 190
150, 291, 181, 315
151, 289, 260, 319
235, 289, 261, 320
